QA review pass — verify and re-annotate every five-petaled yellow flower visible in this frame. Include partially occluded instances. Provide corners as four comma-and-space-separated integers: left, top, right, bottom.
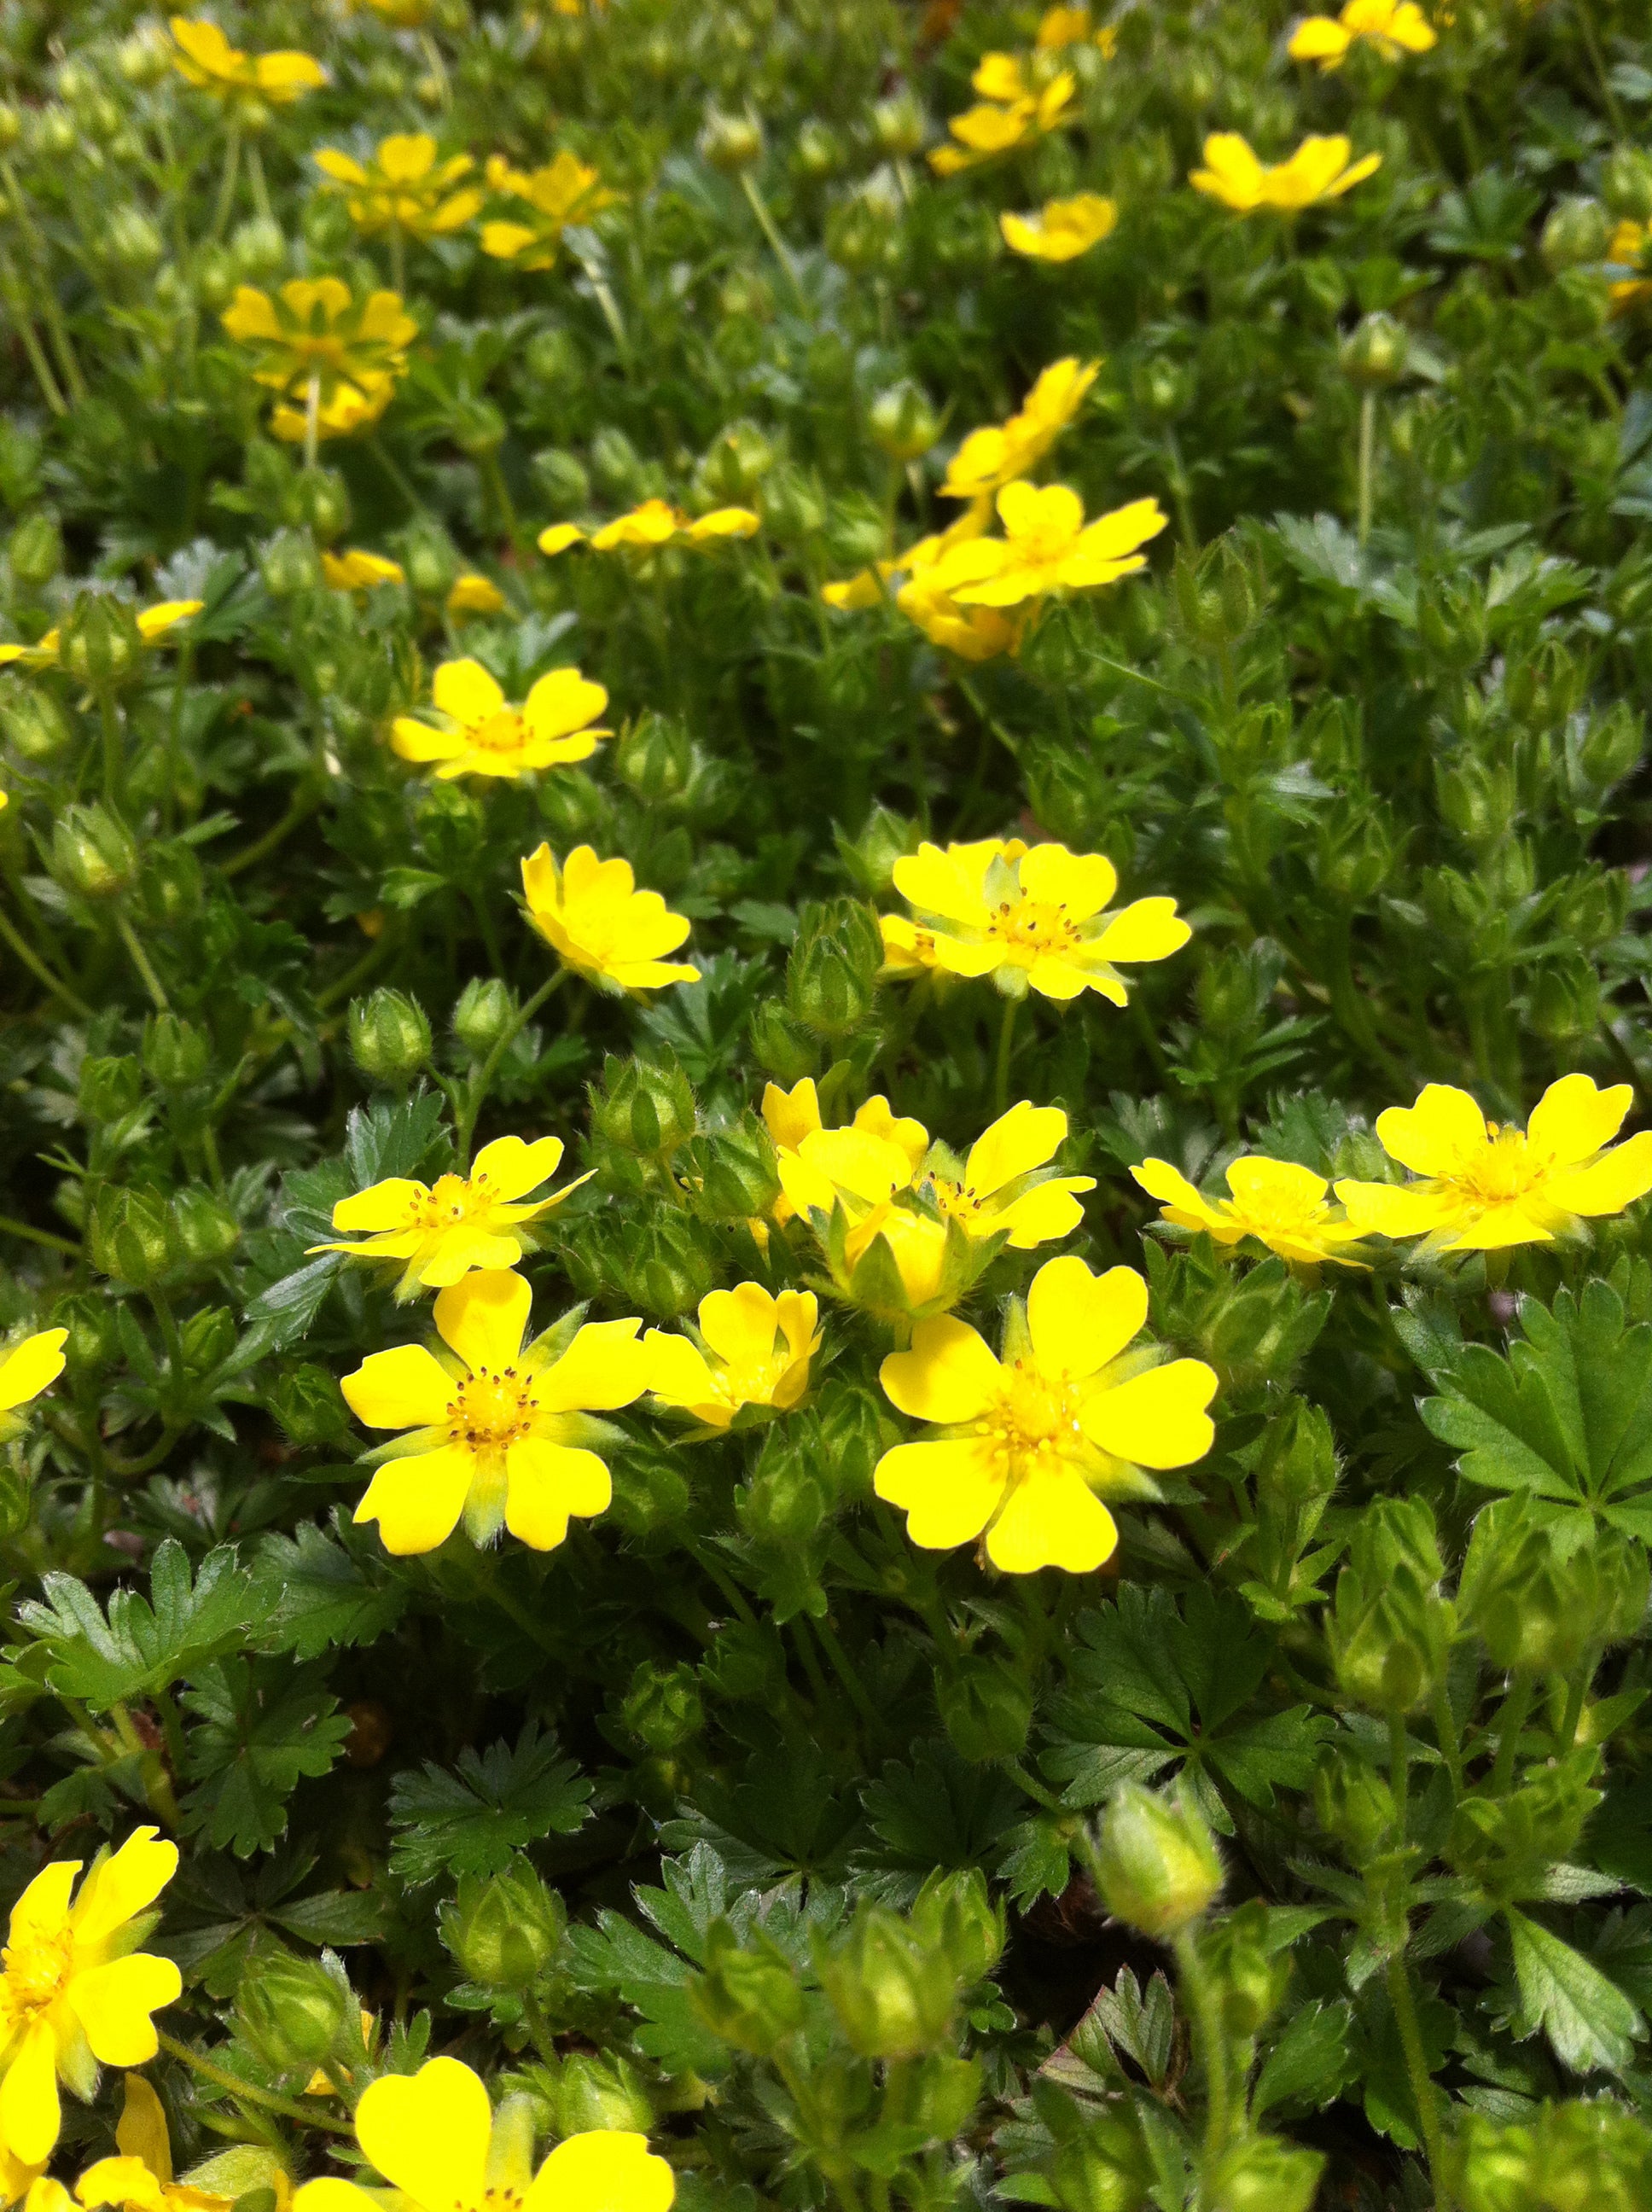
0, 603, 201, 673
341, 1268, 649, 1555
762, 1081, 928, 1225
539, 500, 759, 556
312, 1136, 590, 1300
76, 2073, 260, 2212
1335, 1075, 1652, 1253
875, 1255, 1218, 1574
1289, 0, 1437, 67
646, 1284, 822, 1429
221, 279, 416, 413
881, 837, 1190, 1003
392, 660, 608, 783
290, 2056, 673, 2212
321, 549, 404, 596
1002, 193, 1118, 261
0, 1830, 181, 2166
1191, 132, 1382, 212
446, 573, 507, 619
1133, 1155, 1367, 1266
823, 502, 1027, 663
520, 846, 699, 994
480, 153, 621, 269
923, 1101, 1095, 1246
270, 383, 393, 446
930, 69, 1074, 176
0, 1330, 67, 1439
928, 483, 1167, 608
1037, 3, 1118, 51
314, 136, 483, 241
941, 358, 1100, 502
169, 18, 324, 107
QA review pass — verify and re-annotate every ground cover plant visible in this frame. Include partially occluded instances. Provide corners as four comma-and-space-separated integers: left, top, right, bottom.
8, 0, 1652, 2206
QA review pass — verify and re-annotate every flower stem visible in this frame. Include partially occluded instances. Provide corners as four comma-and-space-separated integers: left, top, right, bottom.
1174, 1926, 1232, 2177
1491, 1670, 1536, 1795
1357, 389, 1377, 551
992, 992, 1019, 1118
157, 2031, 356, 2135
303, 370, 321, 473
210, 123, 242, 245
1384, 1956, 1448, 2212
0, 1214, 78, 1258
740, 172, 807, 311
457, 969, 565, 1167
117, 911, 172, 1015
0, 904, 94, 1018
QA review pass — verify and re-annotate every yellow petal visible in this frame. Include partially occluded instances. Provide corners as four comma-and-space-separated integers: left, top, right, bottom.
503, 1441, 612, 1548
696, 1284, 779, 1369
964, 1102, 1067, 1195
1374, 1085, 1489, 1177
523, 668, 608, 741
353, 1447, 474, 1555
1016, 843, 1118, 921
1, 2020, 61, 2167
431, 657, 505, 731
65, 1953, 181, 2065
526, 2132, 676, 2212
1543, 1131, 1652, 1217
0, 1330, 67, 1413
891, 841, 992, 927
340, 1344, 454, 1431
1333, 1179, 1462, 1240
1526, 1074, 1632, 1168
76, 2156, 167, 2212
1082, 1359, 1217, 1469
537, 1319, 649, 1412
1224, 1155, 1331, 1210
332, 1179, 426, 1233
433, 1268, 532, 1374
1288, 16, 1352, 61
113, 2074, 171, 2184
874, 1438, 1005, 1549
1131, 1157, 1232, 1235
762, 1078, 821, 1152
291, 2186, 379, 2212
645, 1332, 721, 1412
9, 1861, 78, 1950
993, 1179, 1092, 1247
470, 1135, 566, 1202
357, 2058, 492, 2209
1027, 1257, 1146, 1378
1091, 897, 1190, 963
538, 524, 586, 556
880, 1317, 1002, 1423
986, 1466, 1118, 1574
71, 1829, 177, 1949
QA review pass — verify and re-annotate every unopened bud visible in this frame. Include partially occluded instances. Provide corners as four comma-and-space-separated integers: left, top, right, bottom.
1603, 145, 1652, 223
748, 1000, 817, 1084
52, 804, 138, 900
440, 1862, 566, 1992
680, 1115, 781, 1221
451, 398, 506, 457
871, 91, 926, 159
230, 214, 287, 283
90, 1187, 173, 1288
614, 712, 693, 801
870, 379, 940, 463
294, 469, 352, 545
1340, 311, 1408, 389
525, 328, 581, 392
701, 107, 765, 172
787, 898, 882, 1039
620, 1659, 704, 1754
589, 426, 643, 504
79, 1055, 144, 1125
59, 594, 144, 690
401, 524, 460, 600
169, 1187, 241, 1268
554, 2054, 654, 2137
938, 1655, 1032, 1764
590, 1054, 696, 1158
9, 512, 62, 591
1091, 1783, 1223, 1940
104, 207, 164, 278
817, 1905, 957, 2059
143, 1015, 211, 1091
0, 687, 70, 762
793, 120, 842, 180
1542, 195, 1610, 275
690, 1920, 803, 2052
236, 1953, 352, 2075
699, 419, 774, 501
452, 976, 516, 1059
348, 990, 432, 1086
1204, 2139, 1323, 2212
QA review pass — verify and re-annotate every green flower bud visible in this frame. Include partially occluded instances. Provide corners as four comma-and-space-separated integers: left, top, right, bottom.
871, 91, 927, 159
590, 426, 644, 504
817, 1903, 958, 2059
525, 328, 582, 393
1460, 1499, 1648, 1677
699, 419, 774, 502
1201, 1901, 1291, 2040
1329, 1497, 1454, 1714
1450, 2099, 1652, 2212
737, 1446, 827, 1545
679, 1115, 781, 1221
236, 1951, 352, 2075
1313, 1747, 1398, 1860
1577, 701, 1643, 795
57, 1292, 117, 1377
169, 1187, 241, 1269
616, 1213, 716, 1318
142, 842, 203, 930
349, 989, 433, 1087
0, 105, 20, 150
1542, 195, 1611, 274
938, 1655, 1033, 1765
452, 976, 517, 1060
294, 469, 352, 545
701, 107, 765, 172
230, 214, 287, 283
196, 247, 239, 313
104, 207, 164, 280
690, 1919, 804, 2052
117, 27, 172, 86
620, 1659, 704, 1754
590, 1054, 696, 1159
31, 109, 75, 160
181, 1307, 236, 1374
748, 1000, 818, 1083
59, 593, 144, 690
143, 1014, 211, 1091
52, 804, 139, 900
1131, 356, 1193, 423
759, 462, 828, 539
259, 529, 323, 600
451, 399, 507, 458
793, 119, 843, 180
532, 446, 592, 515
0, 684, 72, 761
9, 512, 62, 591
401, 523, 460, 600
787, 898, 882, 1039
826, 186, 902, 274
1340, 311, 1408, 389
1204, 2137, 1323, 2212
870, 379, 941, 463
439, 1862, 567, 1993
79, 1055, 144, 1125
90, 1186, 173, 1289
614, 713, 694, 801
1527, 958, 1599, 1045
553, 2053, 654, 2137
1091, 1783, 1223, 1940
1416, 580, 1488, 670
910, 1868, 1005, 1984
270, 1364, 354, 1451
1603, 145, 1652, 223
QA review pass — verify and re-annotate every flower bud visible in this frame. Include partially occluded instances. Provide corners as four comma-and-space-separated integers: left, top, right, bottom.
759, 462, 828, 539
142, 842, 203, 930
79, 1055, 144, 1126
701, 107, 765, 172
117, 26, 172, 86
1603, 145, 1652, 223
590, 1053, 696, 1159
553, 2054, 654, 2137
399, 523, 458, 601
195, 247, 240, 314
270, 1364, 354, 1451
1340, 311, 1408, 390
59, 593, 144, 690
748, 1000, 818, 1083
349, 990, 432, 1087
143, 1014, 211, 1091
58, 1293, 117, 1378
90, 1186, 173, 1288
614, 713, 694, 801
0, 105, 20, 150
1542, 195, 1610, 275
1091, 1784, 1222, 1941
938, 1655, 1033, 1764
1329, 1497, 1454, 1714
870, 379, 940, 463
526, 327, 581, 392
737, 1443, 828, 1547
1527, 958, 1599, 1045
871, 91, 927, 159
9, 511, 62, 591
827, 187, 901, 273
786, 898, 882, 1039
690, 1920, 804, 2052
910, 1868, 1005, 1984
452, 976, 517, 1060
182, 1307, 236, 1373
1202, 1900, 1291, 2040
104, 207, 164, 280
1204, 2138, 1323, 2212
817, 1904, 957, 2058
0, 685, 72, 761
294, 469, 352, 545
620, 1659, 704, 1754
230, 214, 287, 283
236, 1952, 352, 2075
532, 446, 591, 515
439, 1862, 567, 1993
1131, 356, 1193, 423
699, 419, 774, 502
168, 1188, 240, 1270
590, 426, 644, 504
51, 804, 138, 901
31, 108, 75, 160
451, 398, 507, 458
793, 119, 843, 180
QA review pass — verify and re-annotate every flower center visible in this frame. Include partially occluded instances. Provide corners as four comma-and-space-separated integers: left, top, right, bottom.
986, 897, 1079, 961
1453, 1127, 1544, 1206
449, 1365, 538, 1450
471, 708, 528, 754
980, 1359, 1083, 1476
411, 1172, 486, 1230
3, 1929, 73, 2015
929, 1176, 983, 1227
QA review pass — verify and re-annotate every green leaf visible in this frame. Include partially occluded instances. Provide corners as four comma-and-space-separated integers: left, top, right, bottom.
249, 1521, 408, 1662
567, 1846, 740, 2077
180, 1659, 354, 1857
1253, 2000, 1357, 2119
1507, 1906, 1645, 2074
387, 1721, 591, 1883
19, 1541, 253, 1712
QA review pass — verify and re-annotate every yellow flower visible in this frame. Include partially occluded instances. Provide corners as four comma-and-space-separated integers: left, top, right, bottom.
480, 152, 620, 270
761, 1080, 927, 1225
929, 483, 1167, 608
1190, 132, 1382, 212
646, 1284, 821, 1429
520, 845, 699, 994
270, 383, 393, 445
1335, 1075, 1652, 1254
538, 501, 760, 556
0, 1830, 181, 2167
290, 2057, 673, 2212
939, 358, 1100, 501
220, 279, 416, 411
347, 0, 432, 23
1001, 193, 1118, 261
822, 501, 1022, 661
1608, 220, 1652, 311
320, 549, 404, 595
1288, 0, 1437, 67
314, 137, 483, 242
1132, 1155, 1366, 1266
168, 18, 324, 107
75, 2075, 241, 2212
881, 836, 1190, 1003
0, 605, 201, 673
930, 71, 1074, 176
446, 573, 507, 618
923, 1102, 1095, 1247
0, 1331, 67, 1438
1036, 4, 1118, 51
875, 1255, 1217, 1574
341, 1268, 649, 1554
392, 659, 608, 783
311, 1136, 590, 1299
